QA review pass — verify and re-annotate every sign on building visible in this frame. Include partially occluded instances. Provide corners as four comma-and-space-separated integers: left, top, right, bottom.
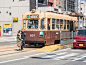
3, 24, 12, 36
13, 17, 18, 22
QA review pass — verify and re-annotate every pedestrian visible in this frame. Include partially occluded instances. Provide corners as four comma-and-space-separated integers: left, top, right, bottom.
21, 29, 26, 50
16, 30, 22, 51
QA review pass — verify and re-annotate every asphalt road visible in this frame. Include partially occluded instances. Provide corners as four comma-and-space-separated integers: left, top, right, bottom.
0, 41, 16, 46
0, 48, 86, 65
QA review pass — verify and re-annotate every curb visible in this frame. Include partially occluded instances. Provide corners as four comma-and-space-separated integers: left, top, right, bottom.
36, 44, 73, 52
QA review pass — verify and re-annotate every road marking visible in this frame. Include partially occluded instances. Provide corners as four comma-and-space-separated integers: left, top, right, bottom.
0, 48, 70, 64
53, 53, 79, 60
71, 54, 86, 61
39, 52, 67, 59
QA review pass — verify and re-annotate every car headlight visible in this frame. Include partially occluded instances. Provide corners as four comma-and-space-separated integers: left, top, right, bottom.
74, 39, 76, 42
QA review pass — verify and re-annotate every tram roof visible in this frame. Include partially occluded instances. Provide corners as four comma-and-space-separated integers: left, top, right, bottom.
22, 10, 78, 21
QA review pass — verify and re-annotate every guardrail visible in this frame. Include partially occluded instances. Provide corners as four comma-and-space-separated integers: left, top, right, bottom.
60, 31, 75, 45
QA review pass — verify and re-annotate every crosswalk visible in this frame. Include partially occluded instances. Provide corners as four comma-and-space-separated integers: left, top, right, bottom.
30, 48, 86, 63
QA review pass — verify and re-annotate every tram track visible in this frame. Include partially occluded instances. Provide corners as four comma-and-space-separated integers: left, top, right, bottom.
0, 44, 39, 57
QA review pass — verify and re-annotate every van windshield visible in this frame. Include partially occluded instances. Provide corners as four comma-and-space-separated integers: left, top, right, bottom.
76, 30, 86, 36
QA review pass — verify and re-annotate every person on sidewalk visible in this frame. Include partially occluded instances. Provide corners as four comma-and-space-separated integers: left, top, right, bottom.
21, 29, 26, 50
16, 30, 22, 51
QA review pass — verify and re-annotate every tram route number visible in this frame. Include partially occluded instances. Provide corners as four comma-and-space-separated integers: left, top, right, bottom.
30, 15, 39, 18
30, 34, 35, 37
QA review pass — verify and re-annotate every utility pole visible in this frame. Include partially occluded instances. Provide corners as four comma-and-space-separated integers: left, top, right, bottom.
36, 0, 38, 10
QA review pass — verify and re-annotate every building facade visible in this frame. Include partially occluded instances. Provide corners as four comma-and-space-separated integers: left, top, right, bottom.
30, 0, 47, 11
63, 0, 78, 12
0, 0, 30, 36
0, 0, 48, 36
81, 1, 86, 16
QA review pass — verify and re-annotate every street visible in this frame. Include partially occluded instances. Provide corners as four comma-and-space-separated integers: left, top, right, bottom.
0, 48, 86, 65
0, 41, 16, 46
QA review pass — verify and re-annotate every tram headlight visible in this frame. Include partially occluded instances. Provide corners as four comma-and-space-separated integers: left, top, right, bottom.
74, 39, 76, 42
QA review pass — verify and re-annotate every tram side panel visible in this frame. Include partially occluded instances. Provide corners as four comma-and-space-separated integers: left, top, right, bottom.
24, 31, 46, 45
45, 31, 60, 45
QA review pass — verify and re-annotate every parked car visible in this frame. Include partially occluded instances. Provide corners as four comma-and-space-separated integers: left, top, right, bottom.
73, 29, 86, 49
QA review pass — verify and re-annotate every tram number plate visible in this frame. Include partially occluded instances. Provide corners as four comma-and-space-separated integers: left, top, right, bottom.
79, 44, 83, 46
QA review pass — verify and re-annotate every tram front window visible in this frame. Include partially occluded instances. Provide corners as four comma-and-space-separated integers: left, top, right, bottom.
27, 20, 38, 29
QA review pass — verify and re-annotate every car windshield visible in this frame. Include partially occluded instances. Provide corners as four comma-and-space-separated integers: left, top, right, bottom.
76, 30, 86, 36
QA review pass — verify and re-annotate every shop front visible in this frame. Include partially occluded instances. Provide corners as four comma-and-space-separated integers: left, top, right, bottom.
3, 24, 12, 36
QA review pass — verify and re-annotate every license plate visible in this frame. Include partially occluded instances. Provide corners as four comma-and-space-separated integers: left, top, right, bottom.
79, 44, 83, 46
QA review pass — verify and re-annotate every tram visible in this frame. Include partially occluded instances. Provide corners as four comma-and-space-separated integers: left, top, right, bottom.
22, 9, 78, 47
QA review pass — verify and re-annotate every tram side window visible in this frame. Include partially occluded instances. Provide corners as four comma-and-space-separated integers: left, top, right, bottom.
74, 21, 76, 30
64, 20, 66, 29
41, 19, 44, 29
27, 20, 38, 29
56, 19, 59, 29
48, 19, 50, 30
23, 20, 26, 29
67, 20, 69, 29
52, 19, 55, 29
60, 19, 63, 29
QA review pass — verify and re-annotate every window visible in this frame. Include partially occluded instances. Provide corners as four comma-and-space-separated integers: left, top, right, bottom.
13, 0, 14, 2
38, 0, 45, 4
6, 11, 8, 13
9, 13, 11, 15
27, 20, 38, 29
23, 20, 26, 29
60, 19, 63, 29
19, 0, 25, 1
0, 11, 1, 13
41, 19, 44, 29
67, 20, 69, 29
52, 19, 55, 29
48, 19, 50, 30
56, 19, 59, 29
64, 20, 66, 29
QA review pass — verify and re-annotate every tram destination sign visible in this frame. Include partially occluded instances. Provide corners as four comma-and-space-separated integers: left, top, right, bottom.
30, 15, 39, 18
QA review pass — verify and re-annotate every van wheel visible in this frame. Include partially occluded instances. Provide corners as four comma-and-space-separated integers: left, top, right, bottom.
72, 47, 76, 49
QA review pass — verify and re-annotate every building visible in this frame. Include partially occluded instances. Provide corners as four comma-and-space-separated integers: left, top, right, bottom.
81, 1, 86, 16
0, 0, 30, 36
47, 0, 63, 9
0, 0, 48, 36
63, 0, 78, 12
81, 1, 86, 27
30, 0, 47, 11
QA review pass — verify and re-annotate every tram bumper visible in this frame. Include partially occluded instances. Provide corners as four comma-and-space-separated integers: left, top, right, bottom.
25, 40, 46, 43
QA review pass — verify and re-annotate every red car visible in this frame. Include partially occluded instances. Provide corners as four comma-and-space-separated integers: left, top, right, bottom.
73, 29, 86, 49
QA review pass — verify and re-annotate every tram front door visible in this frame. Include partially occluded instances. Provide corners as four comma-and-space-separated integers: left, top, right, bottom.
70, 21, 73, 32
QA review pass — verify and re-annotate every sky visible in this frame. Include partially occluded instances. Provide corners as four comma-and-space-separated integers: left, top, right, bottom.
81, 0, 86, 1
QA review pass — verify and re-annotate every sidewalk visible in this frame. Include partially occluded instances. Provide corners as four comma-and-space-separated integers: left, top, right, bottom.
0, 36, 16, 42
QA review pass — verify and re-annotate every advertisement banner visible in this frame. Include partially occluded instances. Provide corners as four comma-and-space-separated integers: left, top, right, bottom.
3, 24, 12, 36
13, 17, 18, 22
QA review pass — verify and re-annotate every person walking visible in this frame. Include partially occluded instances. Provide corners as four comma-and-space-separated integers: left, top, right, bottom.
21, 29, 26, 50
16, 30, 22, 51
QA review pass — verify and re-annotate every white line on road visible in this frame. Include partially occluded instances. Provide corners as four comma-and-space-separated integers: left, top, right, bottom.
53, 53, 79, 60
39, 52, 67, 59
0, 48, 70, 64
71, 54, 86, 61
